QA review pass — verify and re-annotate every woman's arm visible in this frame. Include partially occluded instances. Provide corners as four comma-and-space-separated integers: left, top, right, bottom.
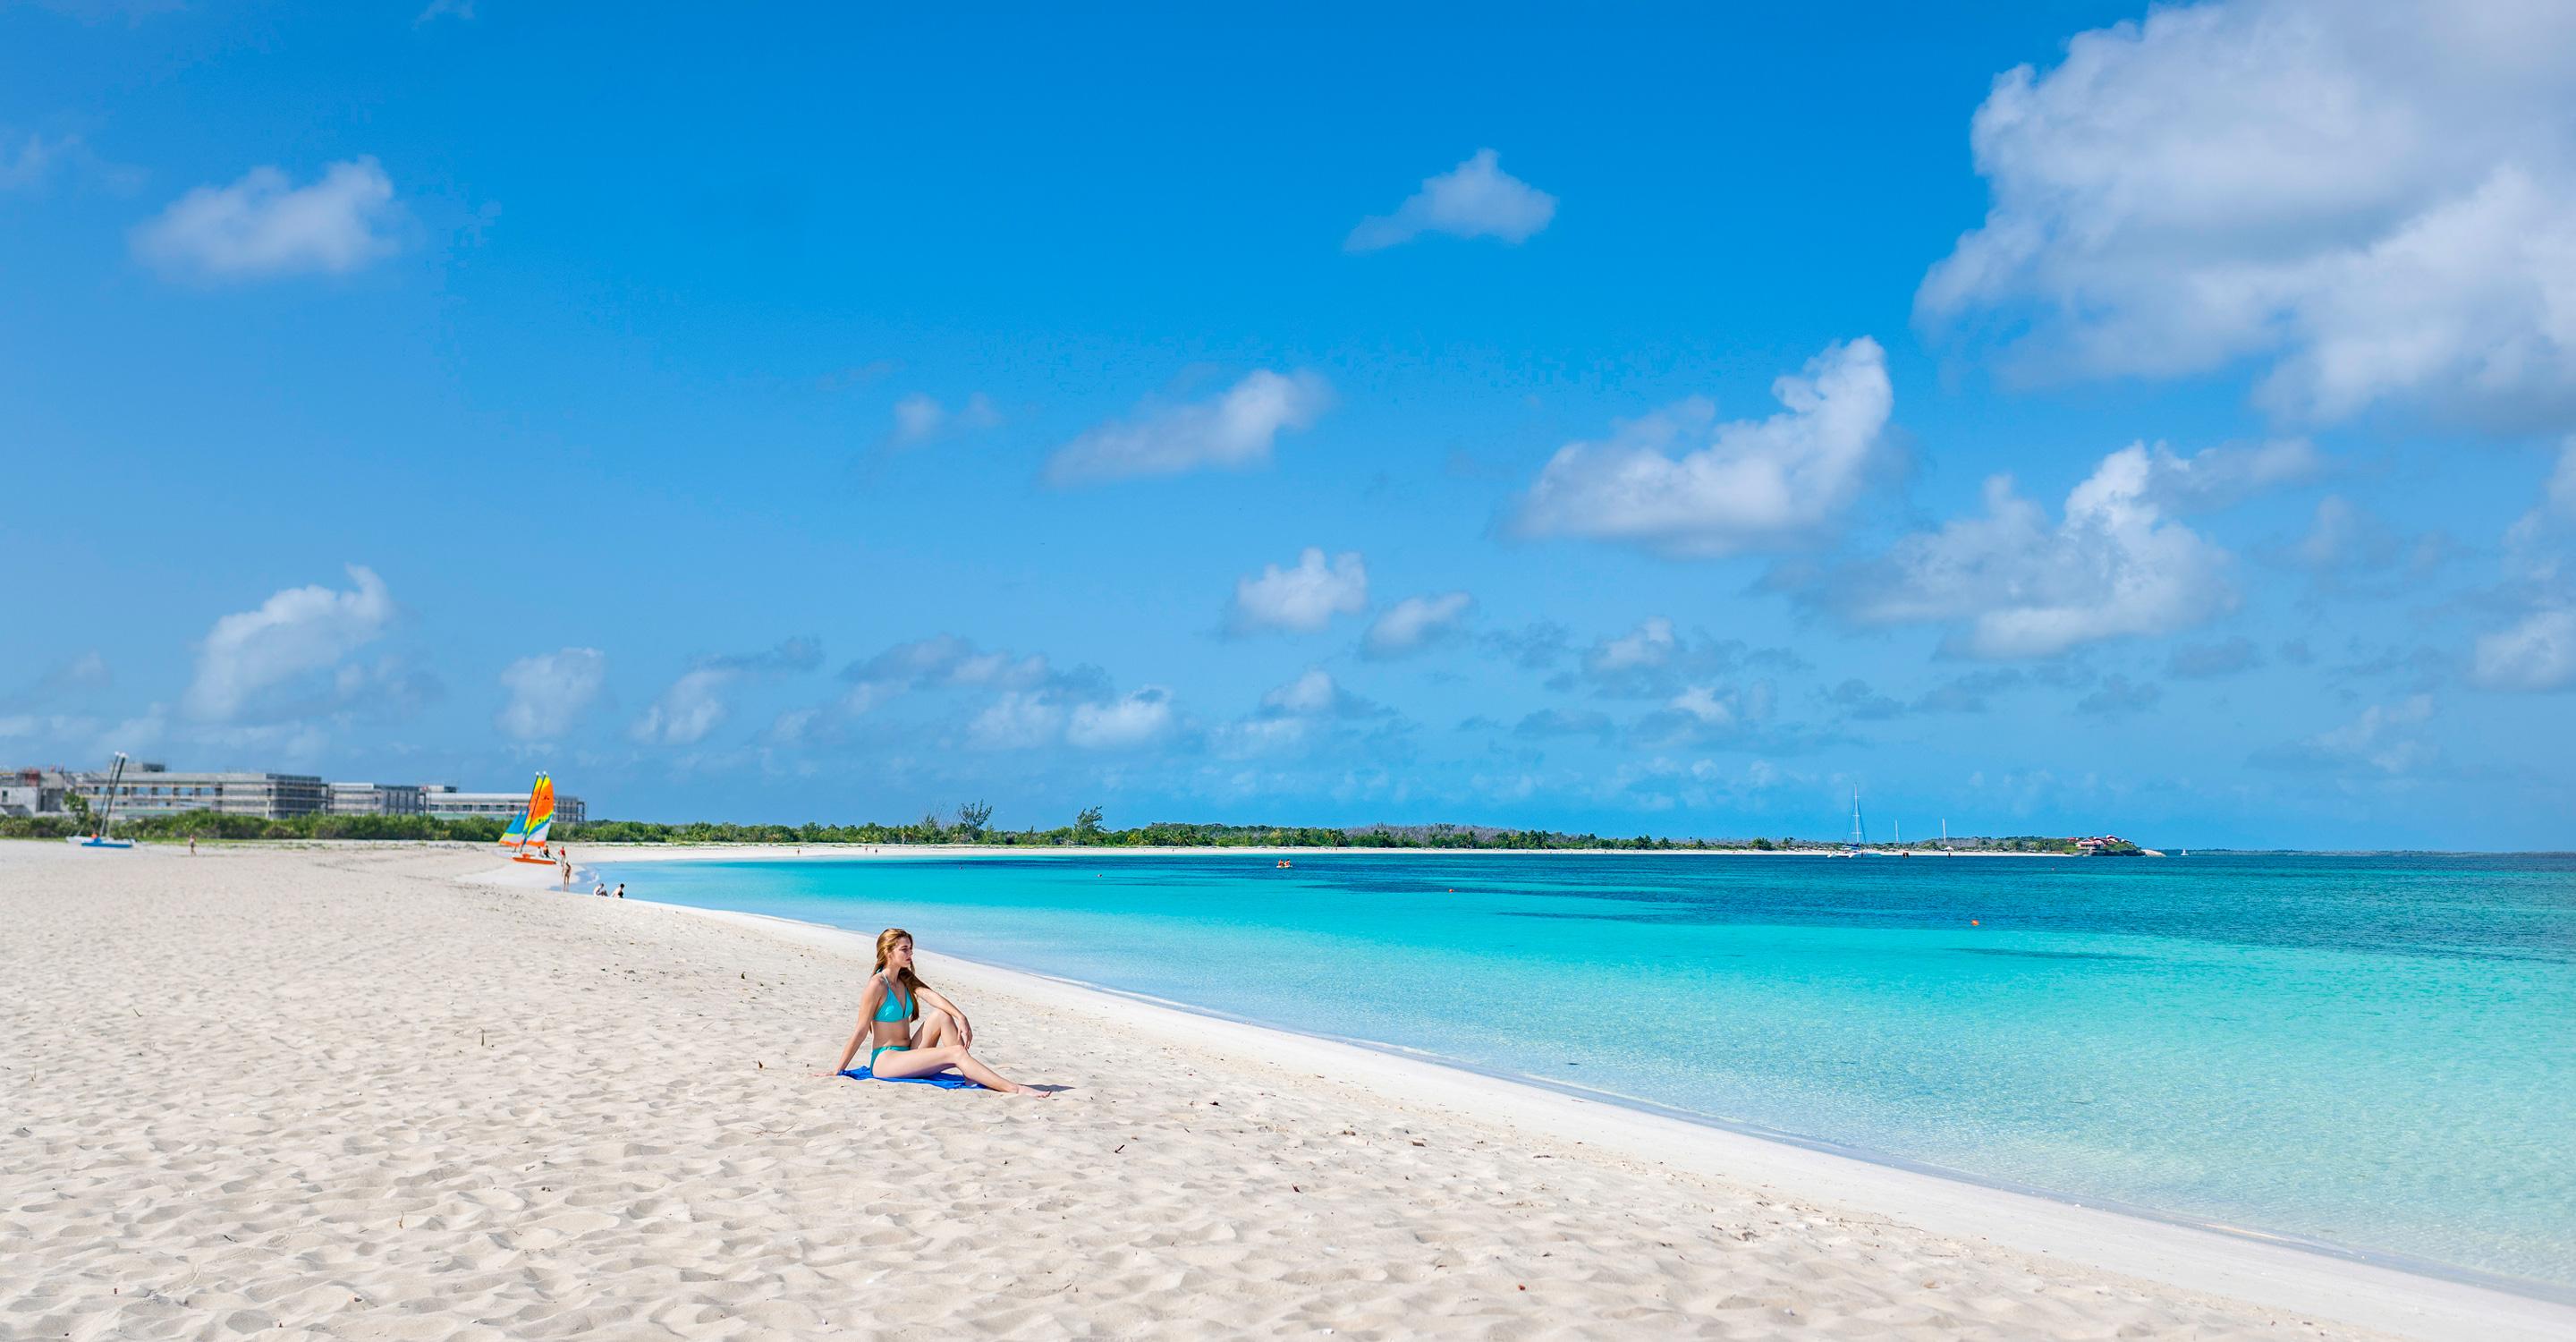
822, 978, 888, 1074
915, 986, 972, 1049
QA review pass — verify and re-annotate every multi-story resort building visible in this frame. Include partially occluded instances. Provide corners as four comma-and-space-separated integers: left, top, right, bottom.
327, 782, 428, 817
4, 763, 582, 825
1, 769, 74, 819
72, 767, 329, 821
421, 785, 587, 826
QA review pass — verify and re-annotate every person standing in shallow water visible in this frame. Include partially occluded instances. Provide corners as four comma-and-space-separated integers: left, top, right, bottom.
820, 928, 1049, 1097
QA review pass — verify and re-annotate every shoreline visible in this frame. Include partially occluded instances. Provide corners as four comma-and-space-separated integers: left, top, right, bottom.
663, 907, 2574, 1307
547, 840, 2073, 862
530, 854, 2575, 1338
9, 841, 2565, 1339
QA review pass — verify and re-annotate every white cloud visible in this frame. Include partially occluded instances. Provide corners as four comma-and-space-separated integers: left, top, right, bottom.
1233, 548, 1368, 633
893, 394, 943, 441
1825, 442, 2236, 659
962, 677, 1175, 752
1046, 369, 1332, 485
1261, 667, 1341, 716
1513, 338, 1894, 556
1561, 619, 1801, 701
0, 714, 97, 743
2293, 495, 2404, 573
838, 634, 1068, 718
1919, 0, 2576, 429
182, 565, 394, 721
2258, 694, 2438, 774
1364, 591, 1474, 657
1244, 669, 1386, 737
7, 651, 112, 710
2138, 437, 2326, 511
132, 157, 402, 282
1637, 681, 1779, 748
2472, 608, 2576, 692
968, 691, 1068, 751
496, 648, 606, 742
699, 637, 823, 674
332, 654, 442, 718
1067, 688, 1175, 750
629, 668, 733, 746
1216, 714, 1311, 757
1346, 149, 1558, 252
1668, 684, 1739, 728
0, 135, 55, 190
629, 639, 820, 746
2505, 437, 2576, 550
2544, 440, 2576, 522
1589, 617, 1677, 675
891, 391, 1002, 445
0, 132, 123, 192
764, 706, 821, 747
415, 0, 475, 22
55, 650, 110, 689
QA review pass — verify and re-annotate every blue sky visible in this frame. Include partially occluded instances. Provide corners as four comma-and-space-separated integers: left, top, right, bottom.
4, 0, 2572, 848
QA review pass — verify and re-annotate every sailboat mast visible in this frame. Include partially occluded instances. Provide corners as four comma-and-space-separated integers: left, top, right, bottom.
100, 752, 126, 838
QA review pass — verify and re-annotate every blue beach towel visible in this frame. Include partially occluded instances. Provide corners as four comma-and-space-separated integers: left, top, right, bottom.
838, 1066, 983, 1090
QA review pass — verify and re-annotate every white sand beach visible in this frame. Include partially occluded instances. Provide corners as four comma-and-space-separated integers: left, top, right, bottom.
4, 842, 2565, 1340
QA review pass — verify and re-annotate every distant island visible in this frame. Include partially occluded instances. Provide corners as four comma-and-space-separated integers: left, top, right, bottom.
2, 803, 2151, 854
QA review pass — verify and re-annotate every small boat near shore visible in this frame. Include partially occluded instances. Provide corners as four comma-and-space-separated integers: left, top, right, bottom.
502, 772, 561, 865
64, 752, 136, 849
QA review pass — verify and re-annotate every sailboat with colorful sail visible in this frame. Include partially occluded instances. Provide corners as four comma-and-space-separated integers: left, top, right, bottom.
506, 772, 560, 864
497, 797, 530, 850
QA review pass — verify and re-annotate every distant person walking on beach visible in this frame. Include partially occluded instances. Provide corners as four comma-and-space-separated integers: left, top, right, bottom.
559, 856, 572, 889
822, 929, 1049, 1097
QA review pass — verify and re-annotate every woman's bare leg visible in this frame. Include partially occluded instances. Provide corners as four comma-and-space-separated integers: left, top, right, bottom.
869, 1042, 1046, 1096
910, 1013, 955, 1050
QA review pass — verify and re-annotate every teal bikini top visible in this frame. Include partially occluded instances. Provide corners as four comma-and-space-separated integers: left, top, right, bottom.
873, 974, 915, 1022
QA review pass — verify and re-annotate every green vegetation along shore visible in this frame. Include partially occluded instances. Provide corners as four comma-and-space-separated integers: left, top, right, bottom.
2, 807, 2143, 854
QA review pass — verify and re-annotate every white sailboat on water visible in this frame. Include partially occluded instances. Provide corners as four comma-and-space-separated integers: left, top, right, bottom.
65, 752, 136, 849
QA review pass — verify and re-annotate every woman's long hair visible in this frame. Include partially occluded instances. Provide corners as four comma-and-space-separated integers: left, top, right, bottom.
874, 927, 928, 1021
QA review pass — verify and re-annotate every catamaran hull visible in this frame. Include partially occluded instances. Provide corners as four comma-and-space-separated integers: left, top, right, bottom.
64, 837, 134, 849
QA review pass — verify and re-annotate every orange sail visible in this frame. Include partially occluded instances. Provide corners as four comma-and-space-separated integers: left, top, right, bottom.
521, 773, 556, 850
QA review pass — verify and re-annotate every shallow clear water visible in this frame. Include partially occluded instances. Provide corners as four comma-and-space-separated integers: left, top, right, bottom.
601, 851, 2576, 1287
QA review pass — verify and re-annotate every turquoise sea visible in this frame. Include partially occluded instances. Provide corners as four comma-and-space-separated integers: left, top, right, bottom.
599, 851, 2576, 1291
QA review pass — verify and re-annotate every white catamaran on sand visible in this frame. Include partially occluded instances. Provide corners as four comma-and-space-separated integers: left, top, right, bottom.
65, 752, 137, 849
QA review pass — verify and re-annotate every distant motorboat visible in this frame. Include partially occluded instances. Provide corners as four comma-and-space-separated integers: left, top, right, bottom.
66, 752, 136, 849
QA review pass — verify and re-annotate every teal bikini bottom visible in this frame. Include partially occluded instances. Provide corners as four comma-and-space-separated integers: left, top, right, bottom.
870, 1043, 910, 1067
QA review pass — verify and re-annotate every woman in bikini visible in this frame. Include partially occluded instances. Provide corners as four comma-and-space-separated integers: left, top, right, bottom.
825, 928, 1048, 1096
